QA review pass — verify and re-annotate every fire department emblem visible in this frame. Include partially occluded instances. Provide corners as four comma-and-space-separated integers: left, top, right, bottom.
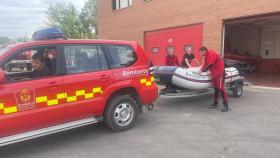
15, 88, 35, 111
19, 89, 31, 103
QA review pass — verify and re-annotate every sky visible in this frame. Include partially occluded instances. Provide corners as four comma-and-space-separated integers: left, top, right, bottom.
0, 0, 86, 39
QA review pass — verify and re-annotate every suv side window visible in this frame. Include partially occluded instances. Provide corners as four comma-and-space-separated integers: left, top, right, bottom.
106, 45, 136, 68
2, 46, 57, 82
64, 45, 108, 74
99, 47, 109, 71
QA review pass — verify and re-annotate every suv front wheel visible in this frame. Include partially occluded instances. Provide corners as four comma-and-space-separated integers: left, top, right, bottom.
105, 95, 139, 131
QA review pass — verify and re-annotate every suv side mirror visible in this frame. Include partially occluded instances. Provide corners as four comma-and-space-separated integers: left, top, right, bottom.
0, 68, 5, 85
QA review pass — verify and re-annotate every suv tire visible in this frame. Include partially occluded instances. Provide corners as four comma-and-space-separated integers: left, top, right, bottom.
105, 95, 138, 131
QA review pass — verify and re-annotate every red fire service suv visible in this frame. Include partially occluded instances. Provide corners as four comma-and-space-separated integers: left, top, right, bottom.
0, 28, 158, 146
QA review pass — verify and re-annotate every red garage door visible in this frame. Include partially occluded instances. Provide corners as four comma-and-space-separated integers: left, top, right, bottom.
144, 24, 203, 66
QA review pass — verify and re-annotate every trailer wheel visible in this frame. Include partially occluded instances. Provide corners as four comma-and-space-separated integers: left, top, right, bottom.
147, 104, 154, 110
232, 83, 243, 98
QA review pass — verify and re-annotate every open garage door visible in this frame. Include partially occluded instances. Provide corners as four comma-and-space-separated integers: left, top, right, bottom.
224, 13, 280, 88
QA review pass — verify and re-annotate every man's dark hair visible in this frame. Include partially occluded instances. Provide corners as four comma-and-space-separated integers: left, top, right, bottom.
32, 51, 45, 63
199, 46, 208, 52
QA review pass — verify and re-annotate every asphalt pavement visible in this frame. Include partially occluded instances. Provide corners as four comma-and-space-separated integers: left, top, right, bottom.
1, 87, 280, 158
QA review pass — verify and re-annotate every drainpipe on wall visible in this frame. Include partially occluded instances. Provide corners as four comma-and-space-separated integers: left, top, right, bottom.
221, 24, 226, 57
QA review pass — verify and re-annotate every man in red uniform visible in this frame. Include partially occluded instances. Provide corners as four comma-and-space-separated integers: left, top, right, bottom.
163, 49, 180, 93
199, 46, 229, 112
165, 49, 180, 66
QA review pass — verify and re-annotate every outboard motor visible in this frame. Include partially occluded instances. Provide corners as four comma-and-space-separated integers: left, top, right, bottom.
150, 66, 177, 85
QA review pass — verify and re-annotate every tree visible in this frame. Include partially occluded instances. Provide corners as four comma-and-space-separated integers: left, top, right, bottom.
79, 0, 97, 39
46, 0, 97, 39
0, 36, 29, 45
46, 1, 80, 39
0, 36, 12, 45
16, 36, 29, 43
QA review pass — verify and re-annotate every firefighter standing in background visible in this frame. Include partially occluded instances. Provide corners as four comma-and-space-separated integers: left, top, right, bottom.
165, 49, 180, 66
181, 46, 200, 68
163, 49, 180, 93
198, 46, 229, 112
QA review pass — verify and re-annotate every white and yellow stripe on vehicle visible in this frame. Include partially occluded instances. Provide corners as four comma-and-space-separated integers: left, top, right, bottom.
35, 87, 103, 106
0, 103, 18, 114
140, 76, 155, 86
0, 87, 103, 115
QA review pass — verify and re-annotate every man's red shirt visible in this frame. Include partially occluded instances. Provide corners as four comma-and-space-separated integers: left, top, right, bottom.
201, 50, 224, 78
165, 55, 180, 66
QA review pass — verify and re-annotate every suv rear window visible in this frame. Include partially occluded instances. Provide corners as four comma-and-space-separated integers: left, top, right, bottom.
106, 45, 137, 68
64, 45, 108, 74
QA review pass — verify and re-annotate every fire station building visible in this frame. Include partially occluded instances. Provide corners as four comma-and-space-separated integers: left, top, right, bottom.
97, 0, 280, 87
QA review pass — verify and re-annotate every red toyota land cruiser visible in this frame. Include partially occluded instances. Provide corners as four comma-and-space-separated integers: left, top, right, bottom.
0, 29, 158, 146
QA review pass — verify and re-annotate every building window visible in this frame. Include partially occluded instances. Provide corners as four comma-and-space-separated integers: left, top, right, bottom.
112, 0, 132, 10
151, 47, 159, 53
184, 45, 193, 52
166, 46, 175, 52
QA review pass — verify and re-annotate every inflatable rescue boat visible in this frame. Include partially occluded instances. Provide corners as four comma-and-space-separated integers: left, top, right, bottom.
150, 66, 244, 90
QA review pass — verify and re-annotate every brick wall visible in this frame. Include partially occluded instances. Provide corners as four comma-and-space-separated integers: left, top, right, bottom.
97, 0, 280, 53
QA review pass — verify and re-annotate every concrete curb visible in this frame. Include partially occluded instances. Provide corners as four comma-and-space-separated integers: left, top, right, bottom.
250, 86, 280, 91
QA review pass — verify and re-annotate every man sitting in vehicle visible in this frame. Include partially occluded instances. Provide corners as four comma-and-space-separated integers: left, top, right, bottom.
30, 52, 50, 78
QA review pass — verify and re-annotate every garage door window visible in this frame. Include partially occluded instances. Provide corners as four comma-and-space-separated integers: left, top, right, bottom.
166, 46, 175, 52
151, 47, 159, 53
184, 45, 193, 52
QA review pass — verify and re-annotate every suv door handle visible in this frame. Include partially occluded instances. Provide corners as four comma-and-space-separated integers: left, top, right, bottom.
48, 81, 59, 88
48, 81, 57, 85
100, 75, 109, 80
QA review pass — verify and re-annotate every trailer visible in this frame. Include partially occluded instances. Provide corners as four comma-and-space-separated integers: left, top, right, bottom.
150, 66, 245, 100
